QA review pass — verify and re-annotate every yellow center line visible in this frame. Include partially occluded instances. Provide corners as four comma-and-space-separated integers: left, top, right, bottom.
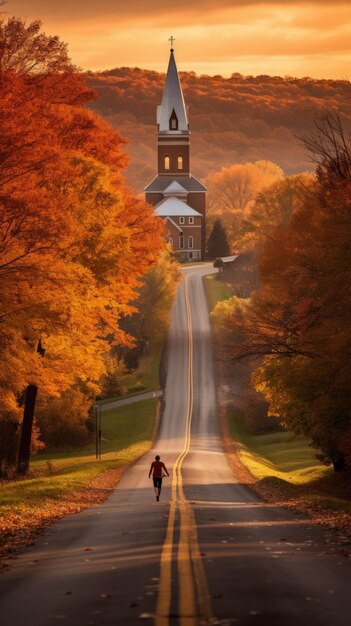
178, 277, 196, 626
155, 277, 214, 626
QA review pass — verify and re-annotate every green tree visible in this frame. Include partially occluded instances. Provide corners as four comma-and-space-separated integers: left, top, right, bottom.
207, 218, 231, 258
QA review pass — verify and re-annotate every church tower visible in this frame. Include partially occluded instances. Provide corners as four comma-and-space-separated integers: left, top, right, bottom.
156, 47, 190, 177
145, 42, 207, 260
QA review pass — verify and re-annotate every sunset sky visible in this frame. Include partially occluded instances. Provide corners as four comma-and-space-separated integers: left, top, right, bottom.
8, 1, 351, 79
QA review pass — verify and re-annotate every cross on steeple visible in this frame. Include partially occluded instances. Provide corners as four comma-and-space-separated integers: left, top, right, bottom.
169, 35, 175, 50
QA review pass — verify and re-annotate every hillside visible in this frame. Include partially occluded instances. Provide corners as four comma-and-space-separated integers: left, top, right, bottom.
87, 68, 351, 191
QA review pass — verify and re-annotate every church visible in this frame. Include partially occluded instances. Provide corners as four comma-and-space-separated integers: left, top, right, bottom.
144, 43, 207, 261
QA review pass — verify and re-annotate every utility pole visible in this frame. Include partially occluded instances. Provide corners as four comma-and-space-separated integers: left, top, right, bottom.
95, 402, 102, 460
98, 403, 102, 460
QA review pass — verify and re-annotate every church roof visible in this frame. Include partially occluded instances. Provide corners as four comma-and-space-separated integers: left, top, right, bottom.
154, 197, 202, 217
163, 181, 188, 195
144, 175, 207, 193
157, 49, 189, 134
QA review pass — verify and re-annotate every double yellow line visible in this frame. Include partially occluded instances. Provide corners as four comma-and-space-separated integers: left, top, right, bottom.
155, 277, 213, 626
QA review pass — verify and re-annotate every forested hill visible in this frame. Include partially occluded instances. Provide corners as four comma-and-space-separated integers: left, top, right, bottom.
87, 68, 351, 191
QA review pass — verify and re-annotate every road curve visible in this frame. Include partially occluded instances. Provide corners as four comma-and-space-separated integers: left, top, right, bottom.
1, 264, 351, 626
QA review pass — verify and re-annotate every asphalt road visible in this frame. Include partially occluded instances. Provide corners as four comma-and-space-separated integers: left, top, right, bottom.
1, 263, 351, 626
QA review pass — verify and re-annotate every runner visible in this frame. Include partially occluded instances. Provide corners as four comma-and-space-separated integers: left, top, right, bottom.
148, 455, 169, 501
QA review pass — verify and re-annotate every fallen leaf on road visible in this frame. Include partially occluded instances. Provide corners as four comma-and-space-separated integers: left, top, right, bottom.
99, 594, 111, 599
83, 547, 94, 551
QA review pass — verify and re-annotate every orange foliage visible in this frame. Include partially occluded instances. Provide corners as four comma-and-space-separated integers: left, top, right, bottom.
205, 160, 284, 250
222, 114, 351, 469
88, 68, 351, 191
0, 17, 164, 473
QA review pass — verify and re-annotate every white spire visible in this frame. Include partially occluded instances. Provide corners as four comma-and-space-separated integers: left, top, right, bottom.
157, 49, 189, 134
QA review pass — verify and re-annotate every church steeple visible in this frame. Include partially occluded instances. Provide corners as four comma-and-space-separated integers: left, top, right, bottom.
157, 48, 189, 135
156, 45, 190, 176
144, 40, 207, 260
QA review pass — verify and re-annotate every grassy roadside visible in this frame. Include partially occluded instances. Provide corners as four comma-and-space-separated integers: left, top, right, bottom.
228, 409, 328, 485
227, 408, 351, 515
204, 272, 351, 521
204, 274, 232, 312
99, 342, 162, 404
0, 398, 157, 567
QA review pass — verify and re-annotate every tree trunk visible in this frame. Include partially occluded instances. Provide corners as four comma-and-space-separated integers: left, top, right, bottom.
0, 420, 20, 478
332, 454, 346, 472
17, 384, 38, 475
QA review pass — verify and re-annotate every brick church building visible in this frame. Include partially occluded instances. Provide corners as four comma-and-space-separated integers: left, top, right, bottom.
144, 45, 207, 260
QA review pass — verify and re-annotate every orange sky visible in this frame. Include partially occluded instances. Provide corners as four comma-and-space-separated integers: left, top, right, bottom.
7, 1, 351, 79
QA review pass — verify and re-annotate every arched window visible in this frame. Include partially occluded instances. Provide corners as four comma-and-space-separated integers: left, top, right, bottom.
170, 108, 178, 130
164, 155, 170, 170
177, 155, 183, 170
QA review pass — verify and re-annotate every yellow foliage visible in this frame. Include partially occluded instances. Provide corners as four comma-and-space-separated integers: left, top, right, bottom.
205, 160, 284, 250
0, 18, 165, 437
211, 295, 249, 329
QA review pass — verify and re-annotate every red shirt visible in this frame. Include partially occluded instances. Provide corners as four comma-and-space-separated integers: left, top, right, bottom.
150, 460, 167, 478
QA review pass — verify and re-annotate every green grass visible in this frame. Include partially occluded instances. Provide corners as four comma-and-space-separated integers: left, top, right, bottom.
0, 399, 157, 515
228, 409, 351, 513
229, 410, 328, 485
203, 274, 232, 312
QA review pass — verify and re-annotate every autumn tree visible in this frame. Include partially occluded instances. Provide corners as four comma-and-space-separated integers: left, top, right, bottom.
242, 173, 314, 251
36, 387, 93, 449
111, 247, 181, 377
224, 111, 351, 471
205, 160, 283, 250
0, 17, 164, 476
211, 296, 273, 434
136, 247, 181, 344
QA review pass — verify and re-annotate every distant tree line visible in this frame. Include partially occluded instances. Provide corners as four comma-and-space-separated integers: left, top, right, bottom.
88, 68, 351, 191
